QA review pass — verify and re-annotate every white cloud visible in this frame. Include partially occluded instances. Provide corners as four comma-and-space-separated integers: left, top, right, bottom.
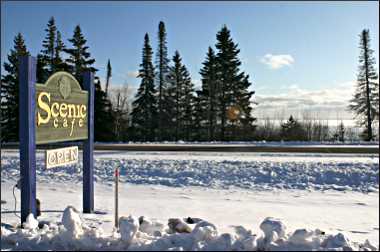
261, 54, 295, 69
253, 81, 356, 120
127, 71, 139, 78
193, 79, 202, 90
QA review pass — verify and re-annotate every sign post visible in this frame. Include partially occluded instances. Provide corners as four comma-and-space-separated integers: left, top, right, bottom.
19, 56, 37, 224
18, 56, 95, 223
83, 71, 94, 213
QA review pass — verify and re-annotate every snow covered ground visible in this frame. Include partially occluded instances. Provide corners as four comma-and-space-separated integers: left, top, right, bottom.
1, 150, 379, 250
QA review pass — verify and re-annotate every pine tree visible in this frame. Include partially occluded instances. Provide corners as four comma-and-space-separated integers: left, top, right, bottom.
199, 47, 219, 140
1, 33, 29, 142
349, 29, 379, 141
130, 33, 157, 141
41, 17, 57, 74
338, 121, 345, 142
167, 51, 195, 141
105, 59, 112, 96
155, 21, 170, 140
53, 30, 68, 72
94, 77, 115, 141
64, 25, 97, 85
215, 25, 256, 140
281, 115, 307, 141
38, 17, 68, 83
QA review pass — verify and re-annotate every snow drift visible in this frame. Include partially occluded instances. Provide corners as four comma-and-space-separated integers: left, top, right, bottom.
1, 206, 378, 251
1, 151, 378, 193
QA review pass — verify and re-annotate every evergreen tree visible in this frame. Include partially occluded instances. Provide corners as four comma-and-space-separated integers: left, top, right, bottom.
1, 33, 29, 142
338, 121, 345, 142
167, 51, 194, 141
105, 59, 112, 96
38, 17, 68, 83
130, 34, 157, 141
349, 29, 379, 141
94, 77, 115, 141
53, 30, 68, 72
41, 17, 57, 74
155, 21, 170, 140
215, 25, 256, 140
281, 115, 307, 141
199, 47, 219, 141
64, 25, 97, 85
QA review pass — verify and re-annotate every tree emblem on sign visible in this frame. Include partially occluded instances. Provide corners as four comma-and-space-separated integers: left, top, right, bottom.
58, 76, 71, 99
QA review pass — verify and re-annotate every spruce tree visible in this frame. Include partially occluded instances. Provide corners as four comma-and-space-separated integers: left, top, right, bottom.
38, 17, 68, 83
130, 34, 157, 141
155, 21, 170, 140
41, 17, 57, 74
1, 33, 29, 142
199, 47, 219, 141
215, 25, 256, 140
105, 59, 112, 96
53, 30, 68, 72
338, 121, 345, 142
167, 51, 194, 141
281, 115, 307, 141
349, 29, 379, 141
94, 77, 115, 141
64, 25, 97, 85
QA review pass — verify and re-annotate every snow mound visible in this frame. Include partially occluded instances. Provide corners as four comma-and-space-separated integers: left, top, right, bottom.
62, 206, 83, 238
259, 217, 286, 242
1, 209, 378, 251
119, 215, 139, 244
23, 213, 39, 230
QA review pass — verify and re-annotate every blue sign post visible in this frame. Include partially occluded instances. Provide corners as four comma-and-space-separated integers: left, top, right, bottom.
83, 71, 94, 213
19, 56, 37, 224
19, 55, 95, 224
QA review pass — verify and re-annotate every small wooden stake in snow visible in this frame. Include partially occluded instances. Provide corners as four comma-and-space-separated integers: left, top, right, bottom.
115, 167, 119, 229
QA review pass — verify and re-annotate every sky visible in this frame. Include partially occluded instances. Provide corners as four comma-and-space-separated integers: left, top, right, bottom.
1, 1, 379, 121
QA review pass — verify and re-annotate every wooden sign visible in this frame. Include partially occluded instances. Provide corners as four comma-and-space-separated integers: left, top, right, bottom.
45, 146, 79, 169
35, 72, 88, 144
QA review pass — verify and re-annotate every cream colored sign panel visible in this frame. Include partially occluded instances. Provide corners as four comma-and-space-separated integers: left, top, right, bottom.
45, 146, 79, 169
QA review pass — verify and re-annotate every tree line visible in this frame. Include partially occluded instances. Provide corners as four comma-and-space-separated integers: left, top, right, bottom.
129, 22, 256, 141
1, 18, 378, 142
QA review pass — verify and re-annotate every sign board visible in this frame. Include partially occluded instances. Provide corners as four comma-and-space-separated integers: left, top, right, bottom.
45, 146, 79, 169
35, 72, 88, 144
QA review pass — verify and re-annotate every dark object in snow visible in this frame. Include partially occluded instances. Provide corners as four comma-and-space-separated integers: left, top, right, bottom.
36, 198, 41, 217
139, 216, 145, 225
1, 200, 7, 204
184, 217, 203, 224
38, 220, 51, 229
168, 218, 192, 233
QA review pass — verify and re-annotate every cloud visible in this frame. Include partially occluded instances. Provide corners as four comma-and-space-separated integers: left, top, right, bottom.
193, 79, 202, 90
253, 81, 356, 120
261, 54, 295, 69
127, 71, 139, 78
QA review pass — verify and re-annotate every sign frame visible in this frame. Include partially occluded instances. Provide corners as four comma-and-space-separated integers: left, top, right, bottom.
19, 55, 95, 224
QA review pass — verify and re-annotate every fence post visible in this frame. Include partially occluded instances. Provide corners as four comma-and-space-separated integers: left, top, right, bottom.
19, 55, 37, 224
83, 71, 94, 213
115, 167, 119, 229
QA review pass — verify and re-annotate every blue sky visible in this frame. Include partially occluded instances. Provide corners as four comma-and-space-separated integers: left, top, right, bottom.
1, 1, 379, 120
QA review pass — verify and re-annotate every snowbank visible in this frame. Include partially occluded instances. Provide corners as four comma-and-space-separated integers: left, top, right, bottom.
1, 206, 378, 251
1, 151, 378, 192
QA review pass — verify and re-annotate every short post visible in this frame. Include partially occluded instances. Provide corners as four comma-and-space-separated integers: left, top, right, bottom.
82, 71, 94, 213
114, 167, 119, 229
19, 55, 37, 225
